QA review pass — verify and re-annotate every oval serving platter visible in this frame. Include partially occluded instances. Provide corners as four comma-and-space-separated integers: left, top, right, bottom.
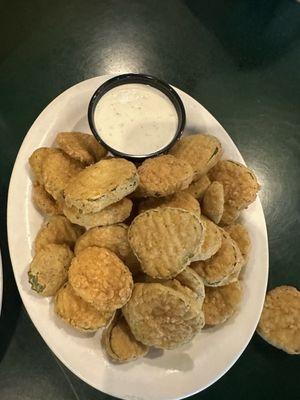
7, 75, 268, 400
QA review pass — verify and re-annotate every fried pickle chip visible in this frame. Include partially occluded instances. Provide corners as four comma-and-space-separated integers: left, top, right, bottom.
123, 283, 204, 349
183, 175, 211, 199
159, 279, 205, 313
203, 281, 243, 326
42, 151, 82, 201
138, 191, 200, 217
191, 231, 243, 286
257, 286, 300, 355
74, 225, 140, 274
34, 215, 83, 253
55, 282, 113, 332
32, 182, 62, 216
192, 216, 222, 261
69, 247, 133, 312
62, 198, 133, 228
102, 314, 148, 362
208, 160, 260, 211
202, 181, 224, 224
29, 147, 60, 185
135, 155, 193, 197
224, 223, 251, 263
128, 208, 204, 279
220, 203, 240, 226
64, 158, 138, 214
169, 134, 222, 181
28, 244, 73, 296
175, 267, 205, 303
56, 132, 107, 165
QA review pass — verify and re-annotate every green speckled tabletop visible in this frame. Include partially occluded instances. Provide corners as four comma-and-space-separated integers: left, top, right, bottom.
0, 1, 299, 399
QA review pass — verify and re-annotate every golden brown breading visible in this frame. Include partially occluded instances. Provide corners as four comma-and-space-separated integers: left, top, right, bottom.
56, 132, 107, 165
55, 282, 113, 332
169, 134, 222, 181
34, 215, 83, 253
42, 151, 82, 201
28, 132, 263, 360
29, 147, 60, 185
220, 203, 240, 226
68, 247, 133, 312
191, 231, 243, 286
208, 160, 260, 211
128, 208, 204, 279
175, 267, 205, 303
102, 314, 148, 362
32, 182, 62, 216
62, 198, 132, 228
64, 158, 139, 214
203, 281, 243, 326
192, 216, 222, 261
224, 223, 251, 263
202, 181, 224, 224
257, 286, 300, 355
135, 155, 193, 197
183, 174, 211, 199
28, 244, 73, 296
138, 191, 200, 217
122, 282, 204, 349
74, 224, 140, 274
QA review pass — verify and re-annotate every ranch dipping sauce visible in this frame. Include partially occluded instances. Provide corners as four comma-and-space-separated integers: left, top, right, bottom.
93, 83, 178, 157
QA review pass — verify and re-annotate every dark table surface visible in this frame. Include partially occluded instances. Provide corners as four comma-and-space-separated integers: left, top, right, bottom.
0, 1, 300, 399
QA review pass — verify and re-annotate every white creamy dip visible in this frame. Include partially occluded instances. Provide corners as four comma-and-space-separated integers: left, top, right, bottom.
94, 83, 178, 156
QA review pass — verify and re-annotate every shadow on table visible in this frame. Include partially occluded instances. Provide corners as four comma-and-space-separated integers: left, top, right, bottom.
183, 0, 300, 69
0, 189, 21, 362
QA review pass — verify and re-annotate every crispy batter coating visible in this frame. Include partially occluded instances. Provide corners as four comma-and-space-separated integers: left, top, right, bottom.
138, 191, 200, 217
63, 198, 132, 228
208, 160, 260, 211
128, 208, 204, 279
28, 134, 262, 358
102, 314, 148, 362
34, 215, 83, 253
56, 132, 107, 165
123, 283, 204, 349
68, 247, 133, 312
169, 134, 222, 181
64, 158, 139, 214
183, 175, 211, 199
42, 151, 82, 201
175, 267, 205, 303
192, 216, 222, 261
191, 231, 243, 286
202, 181, 224, 224
74, 225, 140, 274
28, 244, 73, 296
32, 182, 62, 216
74, 225, 128, 256
257, 286, 300, 355
203, 281, 243, 326
29, 147, 59, 185
220, 203, 240, 226
55, 282, 113, 332
135, 155, 193, 197
159, 279, 205, 313
224, 223, 251, 263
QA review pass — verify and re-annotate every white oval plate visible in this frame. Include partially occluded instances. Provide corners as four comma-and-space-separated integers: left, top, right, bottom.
7, 76, 268, 400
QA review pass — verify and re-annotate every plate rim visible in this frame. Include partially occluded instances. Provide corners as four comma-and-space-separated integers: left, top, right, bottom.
7, 75, 269, 400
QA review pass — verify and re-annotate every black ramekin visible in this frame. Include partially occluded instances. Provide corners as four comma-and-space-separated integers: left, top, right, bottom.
88, 73, 186, 161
